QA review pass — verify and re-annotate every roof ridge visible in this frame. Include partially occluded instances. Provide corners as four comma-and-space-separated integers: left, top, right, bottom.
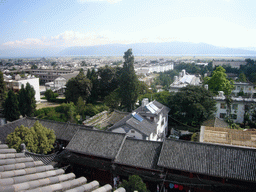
165, 138, 256, 151
113, 135, 128, 161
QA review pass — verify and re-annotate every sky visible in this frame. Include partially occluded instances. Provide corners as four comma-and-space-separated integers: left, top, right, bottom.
1, 0, 256, 52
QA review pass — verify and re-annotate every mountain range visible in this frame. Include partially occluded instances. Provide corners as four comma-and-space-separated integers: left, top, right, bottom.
1, 42, 256, 58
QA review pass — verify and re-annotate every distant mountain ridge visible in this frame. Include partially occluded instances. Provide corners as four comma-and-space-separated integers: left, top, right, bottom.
1, 42, 256, 57
59, 42, 256, 56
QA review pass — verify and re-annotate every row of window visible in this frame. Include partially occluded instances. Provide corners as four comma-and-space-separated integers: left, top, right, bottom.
220, 103, 238, 110
219, 113, 237, 119
220, 103, 250, 111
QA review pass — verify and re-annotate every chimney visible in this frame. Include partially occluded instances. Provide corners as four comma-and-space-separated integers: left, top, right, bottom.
142, 98, 149, 107
218, 91, 224, 97
182, 69, 186, 77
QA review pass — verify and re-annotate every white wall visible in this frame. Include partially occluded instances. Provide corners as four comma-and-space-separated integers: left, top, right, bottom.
111, 127, 143, 140
19, 78, 40, 102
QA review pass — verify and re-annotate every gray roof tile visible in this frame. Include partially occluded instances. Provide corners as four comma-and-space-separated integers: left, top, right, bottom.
158, 139, 256, 182
66, 128, 126, 159
109, 113, 156, 136
114, 138, 162, 170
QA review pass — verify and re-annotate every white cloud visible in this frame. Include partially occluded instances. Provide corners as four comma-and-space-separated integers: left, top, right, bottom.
3, 18, 256, 49
78, 0, 121, 4
2, 30, 127, 48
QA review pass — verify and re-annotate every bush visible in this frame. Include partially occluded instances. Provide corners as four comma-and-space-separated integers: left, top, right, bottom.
6, 121, 56, 154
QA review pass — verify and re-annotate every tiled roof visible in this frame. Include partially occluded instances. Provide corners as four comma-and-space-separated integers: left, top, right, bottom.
202, 117, 229, 128
114, 138, 162, 170
0, 117, 93, 143
134, 100, 170, 116
66, 128, 126, 159
0, 118, 28, 144
158, 139, 256, 182
24, 151, 58, 165
0, 144, 125, 192
108, 113, 156, 136
107, 110, 129, 125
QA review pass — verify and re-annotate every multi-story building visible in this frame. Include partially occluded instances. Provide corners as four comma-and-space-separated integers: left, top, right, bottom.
169, 69, 201, 92
214, 91, 256, 124
108, 98, 170, 141
24, 69, 74, 84
232, 82, 256, 97
4, 74, 40, 102
45, 71, 79, 94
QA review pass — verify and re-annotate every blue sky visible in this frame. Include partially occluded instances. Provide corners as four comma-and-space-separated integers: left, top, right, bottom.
1, 0, 256, 50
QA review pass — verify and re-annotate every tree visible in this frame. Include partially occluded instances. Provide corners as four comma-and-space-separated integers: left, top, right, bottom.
65, 71, 92, 104
24, 83, 36, 116
0, 71, 6, 108
168, 85, 216, 128
6, 121, 56, 154
45, 89, 58, 101
31, 64, 38, 69
76, 96, 85, 118
18, 84, 27, 117
119, 49, 139, 112
204, 66, 234, 96
237, 72, 247, 82
87, 68, 99, 103
104, 88, 121, 110
3, 90, 20, 122
119, 175, 148, 192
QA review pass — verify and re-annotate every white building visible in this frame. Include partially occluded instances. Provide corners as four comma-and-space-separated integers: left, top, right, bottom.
169, 69, 201, 92
136, 63, 174, 76
108, 99, 170, 141
214, 91, 256, 124
45, 71, 79, 94
232, 82, 256, 97
4, 74, 40, 102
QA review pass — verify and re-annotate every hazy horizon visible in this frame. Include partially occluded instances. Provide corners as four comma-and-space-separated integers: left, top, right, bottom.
1, 0, 256, 57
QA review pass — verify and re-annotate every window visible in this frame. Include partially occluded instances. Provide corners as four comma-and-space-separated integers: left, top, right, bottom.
245, 105, 250, 111
220, 103, 226, 109
232, 104, 238, 110
231, 114, 237, 119
131, 130, 135, 134
220, 113, 226, 118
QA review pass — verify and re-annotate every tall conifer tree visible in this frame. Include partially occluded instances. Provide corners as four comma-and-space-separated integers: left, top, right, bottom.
24, 83, 36, 116
3, 90, 20, 121
119, 49, 139, 112
0, 71, 6, 108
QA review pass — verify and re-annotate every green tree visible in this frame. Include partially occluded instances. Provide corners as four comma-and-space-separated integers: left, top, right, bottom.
237, 72, 247, 82
87, 68, 99, 103
0, 71, 6, 108
168, 85, 216, 128
3, 90, 20, 122
76, 96, 85, 118
24, 83, 36, 116
119, 175, 148, 192
31, 64, 38, 69
119, 49, 139, 112
6, 121, 56, 154
204, 66, 234, 95
138, 91, 170, 106
65, 71, 92, 104
18, 84, 27, 117
104, 89, 121, 110
45, 89, 58, 101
